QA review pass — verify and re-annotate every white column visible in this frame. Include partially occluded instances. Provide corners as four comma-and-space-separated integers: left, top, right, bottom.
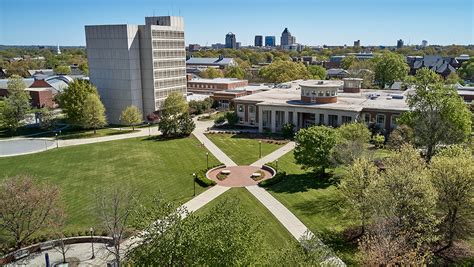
293, 112, 298, 129
284, 111, 289, 125
258, 108, 263, 133
271, 109, 276, 133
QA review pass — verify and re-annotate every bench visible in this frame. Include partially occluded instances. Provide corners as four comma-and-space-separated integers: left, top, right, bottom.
221, 170, 231, 175
13, 249, 29, 260
40, 241, 54, 251
251, 173, 261, 178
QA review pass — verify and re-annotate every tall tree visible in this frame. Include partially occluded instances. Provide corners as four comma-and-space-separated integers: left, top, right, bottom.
307, 65, 327, 79
54, 65, 71, 75
96, 187, 137, 267
458, 58, 474, 81
1, 75, 31, 132
341, 55, 358, 69
0, 175, 64, 249
199, 67, 224, 78
224, 65, 246, 79
294, 125, 339, 174
373, 52, 409, 88
259, 60, 310, 83
82, 93, 107, 134
339, 157, 379, 235
430, 145, 474, 250
120, 105, 142, 130
401, 68, 471, 160
56, 79, 98, 126
158, 92, 189, 137
333, 123, 371, 165
375, 145, 439, 247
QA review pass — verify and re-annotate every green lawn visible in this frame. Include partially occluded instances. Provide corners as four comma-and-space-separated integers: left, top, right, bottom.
265, 151, 359, 265
0, 136, 219, 234
205, 133, 286, 165
196, 187, 295, 250
0, 125, 137, 140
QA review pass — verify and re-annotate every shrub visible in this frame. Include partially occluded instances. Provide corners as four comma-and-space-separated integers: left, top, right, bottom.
195, 169, 216, 187
214, 115, 225, 124
282, 123, 295, 139
372, 134, 385, 148
225, 111, 239, 126
259, 171, 286, 187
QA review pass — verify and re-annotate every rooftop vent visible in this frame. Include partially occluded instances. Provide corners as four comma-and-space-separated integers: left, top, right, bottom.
317, 81, 324, 85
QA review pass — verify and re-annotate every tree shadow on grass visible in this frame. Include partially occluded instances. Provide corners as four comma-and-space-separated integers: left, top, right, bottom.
266, 172, 335, 194
291, 190, 345, 217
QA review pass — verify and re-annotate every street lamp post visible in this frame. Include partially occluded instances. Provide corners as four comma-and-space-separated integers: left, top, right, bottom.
192, 173, 196, 196
55, 133, 58, 149
206, 152, 209, 169
276, 159, 278, 173
90, 227, 95, 259
148, 123, 151, 136
259, 141, 262, 158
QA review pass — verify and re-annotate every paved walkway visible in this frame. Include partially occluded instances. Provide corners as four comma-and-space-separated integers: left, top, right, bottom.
192, 119, 237, 167
250, 141, 295, 167
181, 185, 230, 214
0, 127, 160, 157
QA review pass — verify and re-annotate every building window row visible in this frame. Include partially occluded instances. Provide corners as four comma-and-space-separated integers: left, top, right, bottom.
152, 40, 185, 49
153, 50, 186, 59
155, 86, 187, 99
154, 68, 186, 79
152, 30, 184, 39
189, 83, 219, 89
154, 77, 187, 89
153, 60, 186, 69
303, 90, 337, 97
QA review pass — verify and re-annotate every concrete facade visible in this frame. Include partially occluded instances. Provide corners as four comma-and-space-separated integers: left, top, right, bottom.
85, 16, 186, 124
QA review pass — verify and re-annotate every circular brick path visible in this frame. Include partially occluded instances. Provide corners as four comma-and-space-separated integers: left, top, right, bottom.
207, 166, 273, 187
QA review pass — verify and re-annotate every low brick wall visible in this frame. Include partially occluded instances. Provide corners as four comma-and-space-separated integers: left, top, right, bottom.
261, 165, 276, 178
0, 236, 113, 264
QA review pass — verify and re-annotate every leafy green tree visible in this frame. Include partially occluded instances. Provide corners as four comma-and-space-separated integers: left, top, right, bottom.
458, 58, 474, 81
373, 52, 409, 88
401, 68, 471, 160
349, 60, 376, 88
178, 113, 195, 136
199, 67, 224, 78
333, 123, 371, 165
224, 65, 246, 79
430, 145, 474, 250
338, 122, 371, 143
38, 107, 56, 130
341, 55, 358, 69
340, 157, 379, 235
307, 65, 327, 79
1, 75, 31, 131
78, 63, 89, 76
294, 125, 339, 174
56, 79, 98, 126
188, 98, 212, 115
158, 92, 191, 137
387, 124, 414, 150
120, 105, 142, 130
444, 72, 463, 85
282, 123, 295, 139
259, 61, 310, 83
128, 197, 269, 265
82, 93, 107, 134
375, 145, 439, 247
54, 65, 71, 75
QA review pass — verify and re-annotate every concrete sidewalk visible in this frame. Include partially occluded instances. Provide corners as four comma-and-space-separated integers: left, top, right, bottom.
250, 141, 295, 167
181, 185, 230, 214
192, 119, 237, 167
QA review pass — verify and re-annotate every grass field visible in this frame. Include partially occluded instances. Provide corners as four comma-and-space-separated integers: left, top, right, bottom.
196, 187, 295, 250
205, 133, 285, 165
0, 136, 219, 234
265, 151, 359, 265
0, 125, 137, 139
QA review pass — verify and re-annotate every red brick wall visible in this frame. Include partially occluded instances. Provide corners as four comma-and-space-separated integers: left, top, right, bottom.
0, 89, 55, 108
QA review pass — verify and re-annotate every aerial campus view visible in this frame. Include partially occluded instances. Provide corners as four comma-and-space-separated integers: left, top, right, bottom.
0, 0, 473, 266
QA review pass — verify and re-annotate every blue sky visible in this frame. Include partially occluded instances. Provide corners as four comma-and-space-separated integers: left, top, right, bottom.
1, 0, 473, 46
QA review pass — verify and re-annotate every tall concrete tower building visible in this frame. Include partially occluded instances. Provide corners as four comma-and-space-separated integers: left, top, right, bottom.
85, 16, 186, 123
225, 32, 237, 49
280, 28, 295, 48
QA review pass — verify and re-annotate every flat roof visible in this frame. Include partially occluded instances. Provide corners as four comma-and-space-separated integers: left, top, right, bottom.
299, 80, 343, 88
234, 83, 410, 112
188, 78, 246, 84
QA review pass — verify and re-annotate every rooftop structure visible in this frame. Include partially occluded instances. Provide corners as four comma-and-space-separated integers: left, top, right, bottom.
187, 77, 248, 94
186, 56, 237, 69
280, 28, 296, 49
233, 79, 409, 132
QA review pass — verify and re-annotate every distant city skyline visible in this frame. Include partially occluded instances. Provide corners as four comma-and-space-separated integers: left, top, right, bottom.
1, 0, 473, 46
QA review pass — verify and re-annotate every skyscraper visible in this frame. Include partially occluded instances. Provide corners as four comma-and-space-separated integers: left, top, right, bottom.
421, 40, 428, 47
265, 36, 276, 47
254, 35, 263, 47
397, 39, 404, 49
225, 32, 237, 49
85, 16, 186, 124
354, 40, 360, 47
280, 28, 295, 48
